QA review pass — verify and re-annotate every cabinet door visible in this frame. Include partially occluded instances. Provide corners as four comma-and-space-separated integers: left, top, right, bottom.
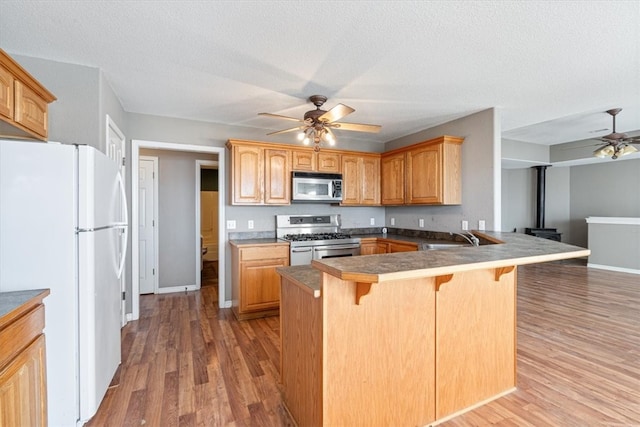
406, 144, 441, 204
0, 335, 47, 427
359, 239, 378, 255
388, 241, 418, 253
381, 152, 405, 205
360, 156, 380, 205
240, 257, 287, 312
264, 148, 291, 204
317, 152, 340, 172
0, 65, 13, 120
14, 81, 48, 138
340, 155, 360, 205
292, 149, 315, 171
376, 242, 389, 254
232, 145, 263, 204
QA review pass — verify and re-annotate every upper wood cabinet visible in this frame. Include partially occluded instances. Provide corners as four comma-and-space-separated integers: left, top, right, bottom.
228, 140, 291, 205
381, 136, 463, 205
341, 153, 380, 206
0, 49, 56, 141
291, 149, 341, 172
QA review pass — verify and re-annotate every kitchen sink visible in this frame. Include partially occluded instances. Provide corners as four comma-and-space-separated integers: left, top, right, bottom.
422, 242, 469, 250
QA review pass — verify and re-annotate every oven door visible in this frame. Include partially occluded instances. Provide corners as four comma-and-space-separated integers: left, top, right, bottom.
290, 246, 313, 266
313, 243, 361, 261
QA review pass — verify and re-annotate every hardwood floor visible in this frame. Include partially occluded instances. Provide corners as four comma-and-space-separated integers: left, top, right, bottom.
88, 261, 640, 426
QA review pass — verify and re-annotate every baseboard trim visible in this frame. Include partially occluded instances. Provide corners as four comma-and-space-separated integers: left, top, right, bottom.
587, 263, 640, 275
157, 284, 199, 294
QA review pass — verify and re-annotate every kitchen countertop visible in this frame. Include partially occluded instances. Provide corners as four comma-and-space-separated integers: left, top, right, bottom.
0, 289, 50, 320
278, 231, 590, 291
229, 238, 285, 246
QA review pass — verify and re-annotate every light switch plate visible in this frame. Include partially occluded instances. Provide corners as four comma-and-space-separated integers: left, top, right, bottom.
419, 218, 425, 228
478, 220, 486, 231
370, 218, 375, 226
390, 218, 395, 226
248, 220, 254, 229
461, 220, 468, 231
227, 220, 236, 229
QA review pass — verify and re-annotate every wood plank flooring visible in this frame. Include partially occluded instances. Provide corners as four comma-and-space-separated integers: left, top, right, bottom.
87, 261, 640, 426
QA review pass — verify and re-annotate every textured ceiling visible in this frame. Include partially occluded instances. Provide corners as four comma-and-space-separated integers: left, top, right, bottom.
1, 1, 638, 147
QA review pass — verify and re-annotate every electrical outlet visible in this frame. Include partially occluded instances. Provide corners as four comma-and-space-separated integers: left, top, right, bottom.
419, 218, 425, 228
390, 217, 395, 226
478, 220, 486, 231
370, 218, 375, 226
226, 220, 236, 229
248, 220, 254, 229
461, 220, 468, 231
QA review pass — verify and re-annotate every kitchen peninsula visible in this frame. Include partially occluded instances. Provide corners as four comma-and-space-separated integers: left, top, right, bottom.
277, 232, 590, 426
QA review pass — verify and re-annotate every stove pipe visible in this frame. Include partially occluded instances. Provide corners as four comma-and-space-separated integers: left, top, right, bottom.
533, 165, 549, 228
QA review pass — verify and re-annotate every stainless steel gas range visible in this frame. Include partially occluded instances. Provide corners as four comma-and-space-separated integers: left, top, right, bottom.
276, 214, 361, 266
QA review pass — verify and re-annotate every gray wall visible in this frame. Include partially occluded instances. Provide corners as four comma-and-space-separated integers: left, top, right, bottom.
140, 149, 218, 289
502, 166, 571, 241
13, 54, 101, 148
569, 159, 640, 247
384, 108, 500, 232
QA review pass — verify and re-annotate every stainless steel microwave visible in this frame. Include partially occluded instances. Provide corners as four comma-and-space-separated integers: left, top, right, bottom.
291, 171, 343, 203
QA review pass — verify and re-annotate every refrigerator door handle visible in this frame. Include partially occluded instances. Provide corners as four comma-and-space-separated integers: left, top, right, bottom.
116, 172, 129, 280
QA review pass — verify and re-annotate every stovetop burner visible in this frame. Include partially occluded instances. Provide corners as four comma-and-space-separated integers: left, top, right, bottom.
282, 232, 352, 242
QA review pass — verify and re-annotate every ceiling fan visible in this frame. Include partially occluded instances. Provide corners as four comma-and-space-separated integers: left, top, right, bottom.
259, 95, 381, 151
592, 108, 640, 159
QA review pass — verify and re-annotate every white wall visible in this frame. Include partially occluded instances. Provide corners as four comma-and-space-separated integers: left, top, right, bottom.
384, 108, 500, 232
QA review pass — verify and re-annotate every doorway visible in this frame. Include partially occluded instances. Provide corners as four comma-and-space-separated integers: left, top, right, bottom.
131, 140, 226, 321
138, 156, 158, 294
197, 160, 219, 293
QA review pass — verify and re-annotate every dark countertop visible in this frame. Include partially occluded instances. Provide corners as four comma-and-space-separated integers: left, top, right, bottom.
275, 265, 321, 298
278, 231, 590, 292
0, 289, 50, 320
353, 233, 462, 247
229, 238, 286, 246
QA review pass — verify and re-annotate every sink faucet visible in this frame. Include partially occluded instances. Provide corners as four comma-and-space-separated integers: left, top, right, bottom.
450, 231, 480, 247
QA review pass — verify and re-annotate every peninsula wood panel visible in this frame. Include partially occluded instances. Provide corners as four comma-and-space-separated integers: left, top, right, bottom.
322, 274, 436, 426
435, 268, 516, 419
280, 277, 322, 427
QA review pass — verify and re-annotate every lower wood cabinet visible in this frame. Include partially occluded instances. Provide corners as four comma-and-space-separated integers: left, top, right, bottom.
0, 290, 49, 427
363, 238, 419, 254
231, 243, 289, 320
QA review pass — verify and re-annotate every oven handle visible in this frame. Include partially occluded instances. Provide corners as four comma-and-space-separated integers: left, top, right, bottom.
291, 247, 313, 253
313, 243, 361, 251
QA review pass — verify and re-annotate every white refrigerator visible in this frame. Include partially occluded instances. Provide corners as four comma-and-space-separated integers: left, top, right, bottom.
0, 139, 128, 426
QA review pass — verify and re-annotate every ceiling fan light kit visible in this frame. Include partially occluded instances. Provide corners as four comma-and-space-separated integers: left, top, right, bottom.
259, 95, 381, 151
591, 108, 640, 160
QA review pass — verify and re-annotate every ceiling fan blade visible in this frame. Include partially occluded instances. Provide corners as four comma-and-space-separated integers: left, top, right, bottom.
318, 103, 355, 123
332, 122, 382, 133
258, 112, 305, 123
266, 126, 306, 136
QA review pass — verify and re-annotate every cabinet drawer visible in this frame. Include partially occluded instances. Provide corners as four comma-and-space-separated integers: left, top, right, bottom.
0, 304, 45, 369
240, 245, 289, 261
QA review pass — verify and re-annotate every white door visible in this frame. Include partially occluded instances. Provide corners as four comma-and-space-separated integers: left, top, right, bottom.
139, 157, 157, 294
106, 115, 127, 325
